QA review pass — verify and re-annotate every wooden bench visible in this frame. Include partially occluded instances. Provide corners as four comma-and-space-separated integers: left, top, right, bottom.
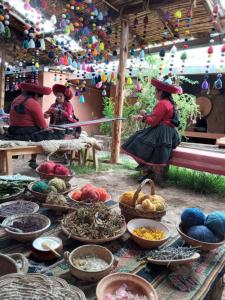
171, 146, 225, 176
184, 131, 225, 144
0, 145, 99, 175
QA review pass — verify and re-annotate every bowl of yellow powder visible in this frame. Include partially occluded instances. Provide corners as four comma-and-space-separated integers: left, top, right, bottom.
127, 219, 170, 249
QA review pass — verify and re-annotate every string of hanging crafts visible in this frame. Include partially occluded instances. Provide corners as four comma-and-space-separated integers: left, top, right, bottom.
0, 0, 10, 39
168, 42, 177, 78
139, 15, 148, 62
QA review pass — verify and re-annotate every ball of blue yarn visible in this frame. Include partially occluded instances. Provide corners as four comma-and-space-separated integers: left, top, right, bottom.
181, 208, 205, 228
187, 225, 219, 243
205, 211, 225, 239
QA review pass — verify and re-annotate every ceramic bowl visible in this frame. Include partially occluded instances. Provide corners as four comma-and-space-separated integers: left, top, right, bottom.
32, 236, 63, 260
96, 272, 158, 300
177, 223, 225, 251
127, 218, 170, 249
2, 213, 51, 242
64, 244, 118, 282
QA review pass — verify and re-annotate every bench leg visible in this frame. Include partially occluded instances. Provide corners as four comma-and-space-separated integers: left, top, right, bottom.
92, 147, 98, 171
84, 148, 90, 166
0, 151, 5, 174
6, 151, 13, 175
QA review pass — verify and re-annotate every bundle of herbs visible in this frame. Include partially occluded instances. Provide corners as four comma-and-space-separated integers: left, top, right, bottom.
62, 203, 125, 239
0, 181, 24, 199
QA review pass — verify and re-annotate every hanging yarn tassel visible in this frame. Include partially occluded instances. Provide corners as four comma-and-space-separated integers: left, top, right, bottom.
82, 62, 86, 71
127, 77, 133, 85
79, 95, 85, 103
50, 15, 57, 25
99, 42, 104, 51
35, 62, 40, 69
68, 56, 73, 65
102, 89, 107, 96
35, 39, 41, 49
70, 23, 74, 32
28, 38, 35, 49
63, 55, 69, 65
42, 0, 48, 9
72, 60, 77, 68
139, 49, 145, 59
113, 50, 118, 57
101, 74, 107, 82
96, 81, 102, 88
23, 39, 29, 49
0, 22, 5, 33
208, 45, 214, 54
110, 72, 115, 82
214, 74, 222, 89
65, 25, 70, 35
136, 82, 142, 92
4, 26, 11, 39
40, 38, 46, 50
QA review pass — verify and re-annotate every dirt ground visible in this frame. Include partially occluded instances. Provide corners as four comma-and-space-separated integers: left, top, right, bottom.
11, 155, 225, 298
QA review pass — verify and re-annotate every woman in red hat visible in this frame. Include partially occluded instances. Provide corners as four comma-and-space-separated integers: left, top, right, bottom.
44, 84, 81, 138
121, 77, 182, 185
8, 83, 65, 168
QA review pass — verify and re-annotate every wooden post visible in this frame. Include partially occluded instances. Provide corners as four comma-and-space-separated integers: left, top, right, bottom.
0, 50, 6, 109
111, 18, 129, 163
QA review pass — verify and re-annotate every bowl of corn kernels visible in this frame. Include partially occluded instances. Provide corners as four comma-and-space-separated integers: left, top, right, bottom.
127, 218, 170, 249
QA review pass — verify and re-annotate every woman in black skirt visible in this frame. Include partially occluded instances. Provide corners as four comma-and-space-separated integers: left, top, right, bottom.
8, 83, 65, 168
121, 77, 182, 184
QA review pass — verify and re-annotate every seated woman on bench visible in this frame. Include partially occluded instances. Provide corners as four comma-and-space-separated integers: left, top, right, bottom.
44, 83, 81, 138
44, 83, 81, 165
121, 77, 182, 185
8, 83, 65, 169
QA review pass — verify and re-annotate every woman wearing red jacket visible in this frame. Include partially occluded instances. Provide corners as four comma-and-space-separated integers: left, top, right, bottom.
121, 77, 182, 184
44, 84, 81, 138
8, 83, 65, 168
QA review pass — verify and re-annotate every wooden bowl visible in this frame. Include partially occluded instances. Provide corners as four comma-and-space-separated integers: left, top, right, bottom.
32, 236, 63, 261
0, 253, 29, 276
0, 200, 39, 220
28, 182, 72, 202
177, 224, 225, 251
2, 213, 51, 242
36, 167, 74, 182
127, 218, 170, 249
61, 222, 126, 244
96, 273, 158, 300
147, 252, 200, 267
64, 244, 117, 282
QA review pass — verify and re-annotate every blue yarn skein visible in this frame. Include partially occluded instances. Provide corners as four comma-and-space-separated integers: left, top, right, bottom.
205, 211, 225, 239
187, 225, 219, 243
181, 208, 205, 227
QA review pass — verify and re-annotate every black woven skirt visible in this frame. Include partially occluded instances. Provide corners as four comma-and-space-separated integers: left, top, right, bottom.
7, 126, 65, 142
121, 125, 180, 166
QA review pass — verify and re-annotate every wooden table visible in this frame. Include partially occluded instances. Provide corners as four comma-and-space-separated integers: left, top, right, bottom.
0, 145, 43, 175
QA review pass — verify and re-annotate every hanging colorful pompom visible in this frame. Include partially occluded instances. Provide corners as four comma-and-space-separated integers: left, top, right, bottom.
110, 72, 115, 82
175, 10, 182, 19
135, 82, 142, 92
101, 74, 107, 82
139, 49, 145, 60
102, 89, 107, 96
99, 42, 104, 51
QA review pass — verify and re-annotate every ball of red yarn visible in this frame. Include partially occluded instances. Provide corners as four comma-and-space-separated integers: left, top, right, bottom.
38, 161, 55, 174
81, 184, 94, 192
54, 164, 70, 176
80, 189, 100, 202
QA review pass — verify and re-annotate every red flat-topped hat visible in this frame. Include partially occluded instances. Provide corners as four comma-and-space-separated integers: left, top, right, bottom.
151, 78, 182, 94
19, 83, 52, 95
52, 84, 73, 101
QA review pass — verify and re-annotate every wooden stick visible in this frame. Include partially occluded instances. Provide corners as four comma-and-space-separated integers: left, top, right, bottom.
0, 50, 6, 109
111, 19, 129, 164
102, 0, 119, 12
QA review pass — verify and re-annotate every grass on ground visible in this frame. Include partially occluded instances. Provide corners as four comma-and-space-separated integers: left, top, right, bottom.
70, 155, 225, 197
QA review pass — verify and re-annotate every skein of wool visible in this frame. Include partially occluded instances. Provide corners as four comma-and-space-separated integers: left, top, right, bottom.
205, 211, 225, 239
181, 208, 206, 227
187, 225, 219, 243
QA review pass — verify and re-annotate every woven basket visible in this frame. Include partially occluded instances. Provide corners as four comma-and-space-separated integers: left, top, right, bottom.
119, 179, 166, 222
0, 253, 29, 276
28, 182, 72, 202
36, 167, 74, 182
0, 273, 86, 299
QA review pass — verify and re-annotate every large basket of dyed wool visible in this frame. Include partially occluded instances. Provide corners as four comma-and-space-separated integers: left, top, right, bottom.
36, 161, 73, 182
119, 179, 167, 222
177, 208, 225, 251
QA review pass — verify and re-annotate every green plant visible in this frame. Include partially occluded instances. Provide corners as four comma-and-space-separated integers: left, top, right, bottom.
100, 96, 115, 136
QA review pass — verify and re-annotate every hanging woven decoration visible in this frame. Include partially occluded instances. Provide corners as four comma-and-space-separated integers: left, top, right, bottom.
159, 46, 166, 77
168, 43, 177, 77
214, 74, 222, 89
180, 52, 187, 74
